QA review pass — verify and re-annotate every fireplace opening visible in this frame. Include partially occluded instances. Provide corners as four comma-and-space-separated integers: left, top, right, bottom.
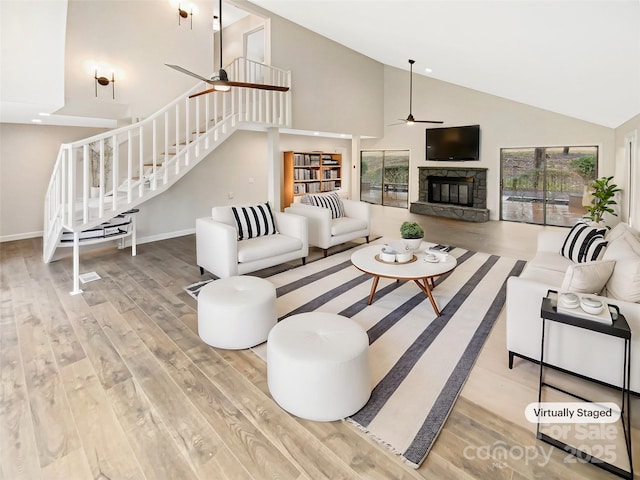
428, 176, 474, 207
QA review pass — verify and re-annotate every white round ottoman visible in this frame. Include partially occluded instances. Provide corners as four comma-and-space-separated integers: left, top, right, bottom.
198, 276, 276, 349
267, 312, 371, 421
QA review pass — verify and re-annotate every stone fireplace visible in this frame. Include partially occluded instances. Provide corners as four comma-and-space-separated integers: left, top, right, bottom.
428, 176, 474, 207
410, 167, 489, 222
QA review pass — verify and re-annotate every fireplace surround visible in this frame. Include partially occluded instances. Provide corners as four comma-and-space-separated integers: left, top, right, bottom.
410, 167, 490, 222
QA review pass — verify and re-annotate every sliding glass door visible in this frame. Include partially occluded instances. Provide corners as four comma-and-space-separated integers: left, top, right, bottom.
500, 146, 598, 226
360, 150, 409, 208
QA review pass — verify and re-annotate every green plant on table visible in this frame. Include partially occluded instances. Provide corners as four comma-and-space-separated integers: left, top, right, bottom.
584, 176, 621, 224
400, 221, 424, 239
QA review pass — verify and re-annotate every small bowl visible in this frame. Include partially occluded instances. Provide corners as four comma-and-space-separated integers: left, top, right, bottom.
559, 292, 580, 309
580, 296, 604, 315
396, 252, 413, 263
380, 251, 396, 263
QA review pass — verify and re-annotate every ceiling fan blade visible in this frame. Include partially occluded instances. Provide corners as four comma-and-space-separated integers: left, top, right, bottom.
388, 121, 407, 126
189, 81, 290, 98
165, 64, 216, 85
189, 88, 219, 99
226, 81, 290, 92
414, 120, 444, 124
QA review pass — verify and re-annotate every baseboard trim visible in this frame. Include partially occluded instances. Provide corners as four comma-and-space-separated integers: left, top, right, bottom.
0, 230, 44, 243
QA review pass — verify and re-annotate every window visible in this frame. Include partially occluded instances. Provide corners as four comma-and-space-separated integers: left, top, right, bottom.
500, 146, 598, 227
360, 150, 409, 208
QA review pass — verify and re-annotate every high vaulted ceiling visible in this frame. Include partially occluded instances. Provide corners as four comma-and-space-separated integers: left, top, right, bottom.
248, 0, 640, 128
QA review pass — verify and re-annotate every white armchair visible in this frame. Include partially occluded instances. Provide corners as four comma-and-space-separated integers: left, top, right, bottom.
285, 198, 370, 257
196, 205, 308, 278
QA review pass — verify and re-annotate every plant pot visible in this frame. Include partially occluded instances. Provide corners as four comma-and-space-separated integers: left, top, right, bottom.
90, 186, 100, 198
401, 237, 423, 251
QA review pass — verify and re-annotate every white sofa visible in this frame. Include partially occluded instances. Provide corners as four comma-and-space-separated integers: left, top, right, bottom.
285, 199, 370, 257
196, 205, 308, 278
506, 222, 640, 393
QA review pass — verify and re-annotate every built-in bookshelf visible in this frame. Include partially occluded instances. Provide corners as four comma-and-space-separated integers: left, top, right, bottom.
282, 151, 342, 208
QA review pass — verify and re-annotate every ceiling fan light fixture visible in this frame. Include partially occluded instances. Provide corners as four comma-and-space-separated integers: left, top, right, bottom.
211, 68, 231, 91
406, 114, 415, 125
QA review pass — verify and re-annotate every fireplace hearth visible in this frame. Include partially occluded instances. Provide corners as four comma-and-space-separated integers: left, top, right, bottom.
411, 167, 490, 222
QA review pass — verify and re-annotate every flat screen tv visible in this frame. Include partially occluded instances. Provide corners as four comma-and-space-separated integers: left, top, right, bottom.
426, 124, 480, 161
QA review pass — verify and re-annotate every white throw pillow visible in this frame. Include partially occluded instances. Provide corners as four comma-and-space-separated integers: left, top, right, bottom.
602, 232, 640, 302
560, 260, 615, 294
605, 222, 639, 243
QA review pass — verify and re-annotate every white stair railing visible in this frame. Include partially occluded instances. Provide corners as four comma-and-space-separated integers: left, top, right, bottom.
43, 58, 291, 265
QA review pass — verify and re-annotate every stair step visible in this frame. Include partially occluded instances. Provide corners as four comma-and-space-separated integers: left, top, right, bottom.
59, 210, 138, 243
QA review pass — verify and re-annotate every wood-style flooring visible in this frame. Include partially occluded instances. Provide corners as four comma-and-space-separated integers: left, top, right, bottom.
1, 207, 638, 479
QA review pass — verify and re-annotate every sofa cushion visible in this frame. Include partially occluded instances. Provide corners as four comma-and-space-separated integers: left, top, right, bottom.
528, 251, 575, 273
560, 222, 607, 263
602, 232, 640, 302
211, 205, 236, 226
606, 222, 640, 243
520, 264, 566, 286
231, 203, 278, 240
331, 217, 368, 236
237, 234, 303, 263
560, 260, 615, 294
301, 192, 345, 219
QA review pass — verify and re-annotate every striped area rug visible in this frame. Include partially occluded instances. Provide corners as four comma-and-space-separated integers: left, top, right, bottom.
253, 240, 526, 468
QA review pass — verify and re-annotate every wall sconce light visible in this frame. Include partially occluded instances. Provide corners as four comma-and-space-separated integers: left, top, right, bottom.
95, 70, 115, 99
178, 3, 193, 29
212, 15, 220, 32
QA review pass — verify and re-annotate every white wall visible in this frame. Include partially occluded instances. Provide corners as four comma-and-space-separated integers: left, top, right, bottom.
0, 123, 107, 241
362, 65, 616, 220
61, 0, 216, 122
614, 113, 640, 227
133, 130, 352, 242
268, 11, 384, 137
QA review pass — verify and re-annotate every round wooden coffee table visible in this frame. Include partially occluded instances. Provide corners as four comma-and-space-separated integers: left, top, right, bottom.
350, 242, 457, 317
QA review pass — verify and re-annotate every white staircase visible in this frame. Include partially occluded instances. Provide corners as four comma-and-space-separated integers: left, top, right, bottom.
43, 58, 291, 294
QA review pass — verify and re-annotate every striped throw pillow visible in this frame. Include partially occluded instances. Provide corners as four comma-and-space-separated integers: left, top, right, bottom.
301, 192, 345, 219
584, 236, 608, 262
231, 203, 278, 240
560, 222, 607, 263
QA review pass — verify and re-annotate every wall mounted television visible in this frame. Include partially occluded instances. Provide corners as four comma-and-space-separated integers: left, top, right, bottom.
425, 124, 480, 161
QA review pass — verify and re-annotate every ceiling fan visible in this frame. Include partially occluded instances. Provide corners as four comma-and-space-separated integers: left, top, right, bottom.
166, 0, 289, 98
390, 59, 443, 126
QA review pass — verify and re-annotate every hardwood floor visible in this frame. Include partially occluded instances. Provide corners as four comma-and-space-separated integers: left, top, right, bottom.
1, 207, 637, 479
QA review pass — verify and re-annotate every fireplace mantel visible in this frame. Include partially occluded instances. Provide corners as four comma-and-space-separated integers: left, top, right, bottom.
410, 167, 490, 222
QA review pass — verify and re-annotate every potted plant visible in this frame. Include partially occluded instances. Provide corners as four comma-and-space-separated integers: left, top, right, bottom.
584, 176, 621, 225
400, 221, 424, 251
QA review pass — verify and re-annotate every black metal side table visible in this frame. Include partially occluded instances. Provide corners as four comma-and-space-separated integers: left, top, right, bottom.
538, 291, 633, 480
